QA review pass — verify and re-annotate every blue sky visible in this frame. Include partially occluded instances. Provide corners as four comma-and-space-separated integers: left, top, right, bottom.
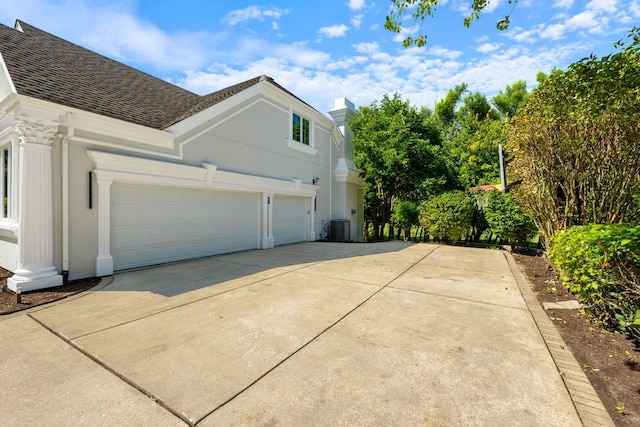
1, 0, 638, 114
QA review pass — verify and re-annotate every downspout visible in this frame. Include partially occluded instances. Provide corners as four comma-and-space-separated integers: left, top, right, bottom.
329, 133, 334, 223
60, 112, 74, 284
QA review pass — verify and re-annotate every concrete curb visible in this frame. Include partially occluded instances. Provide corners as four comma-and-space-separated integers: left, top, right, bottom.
504, 251, 615, 427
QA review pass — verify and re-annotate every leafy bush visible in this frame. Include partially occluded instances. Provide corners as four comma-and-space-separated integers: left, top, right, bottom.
549, 224, 640, 343
484, 191, 536, 246
420, 191, 475, 242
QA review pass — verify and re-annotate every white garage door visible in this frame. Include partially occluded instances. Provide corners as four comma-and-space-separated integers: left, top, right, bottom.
273, 195, 309, 246
111, 183, 259, 270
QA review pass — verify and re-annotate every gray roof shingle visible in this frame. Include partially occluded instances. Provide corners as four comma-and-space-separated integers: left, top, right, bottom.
0, 20, 309, 130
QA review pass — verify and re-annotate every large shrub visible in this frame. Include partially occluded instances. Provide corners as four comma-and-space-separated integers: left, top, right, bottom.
548, 224, 640, 342
484, 191, 536, 246
419, 191, 475, 241
508, 30, 640, 244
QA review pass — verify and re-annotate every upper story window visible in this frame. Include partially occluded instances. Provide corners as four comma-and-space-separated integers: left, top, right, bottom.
288, 111, 318, 155
292, 113, 310, 145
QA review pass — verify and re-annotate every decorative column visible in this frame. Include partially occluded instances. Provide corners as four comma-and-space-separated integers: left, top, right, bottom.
309, 195, 316, 241
95, 176, 114, 276
261, 192, 274, 249
8, 117, 62, 292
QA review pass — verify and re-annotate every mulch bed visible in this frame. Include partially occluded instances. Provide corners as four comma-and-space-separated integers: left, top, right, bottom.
0, 268, 100, 315
513, 252, 640, 427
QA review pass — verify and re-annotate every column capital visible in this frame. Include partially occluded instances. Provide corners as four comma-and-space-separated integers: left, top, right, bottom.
13, 116, 59, 146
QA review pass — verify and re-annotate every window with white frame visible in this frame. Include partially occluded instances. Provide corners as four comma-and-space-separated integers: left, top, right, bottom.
292, 112, 311, 145
0, 146, 10, 219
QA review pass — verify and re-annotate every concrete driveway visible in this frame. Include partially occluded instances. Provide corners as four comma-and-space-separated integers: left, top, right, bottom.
0, 242, 612, 426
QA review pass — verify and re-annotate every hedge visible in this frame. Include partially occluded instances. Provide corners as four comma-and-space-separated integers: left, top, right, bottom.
548, 224, 640, 343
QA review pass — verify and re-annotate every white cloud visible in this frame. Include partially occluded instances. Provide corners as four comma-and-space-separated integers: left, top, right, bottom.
222, 6, 290, 25
347, 0, 366, 11
351, 14, 364, 28
477, 42, 500, 53
586, 0, 618, 13
427, 46, 463, 59
566, 10, 599, 30
318, 24, 349, 38
631, 0, 640, 16
553, 0, 574, 8
483, 0, 503, 14
353, 41, 379, 53
541, 23, 567, 40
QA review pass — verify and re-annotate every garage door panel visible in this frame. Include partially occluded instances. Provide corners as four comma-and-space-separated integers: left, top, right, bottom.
111, 184, 259, 271
273, 195, 308, 246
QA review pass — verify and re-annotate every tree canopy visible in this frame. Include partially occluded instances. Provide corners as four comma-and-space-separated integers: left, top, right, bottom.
350, 93, 453, 240
385, 0, 518, 47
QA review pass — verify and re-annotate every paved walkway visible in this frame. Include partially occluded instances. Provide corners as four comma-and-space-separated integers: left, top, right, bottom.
0, 242, 613, 426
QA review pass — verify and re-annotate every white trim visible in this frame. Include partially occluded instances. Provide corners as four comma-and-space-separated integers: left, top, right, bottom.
286, 138, 318, 155
335, 157, 364, 185
86, 150, 319, 196
0, 51, 17, 95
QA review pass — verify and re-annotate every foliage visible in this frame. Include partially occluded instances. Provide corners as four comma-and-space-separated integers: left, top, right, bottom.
457, 92, 500, 122
385, 0, 517, 47
419, 191, 475, 241
444, 116, 506, 189
492, 80, 529, 119
391, 200, 420, 240
483, 191, 536, 245
549, 224, 640, 343
350, 93, 453, 241
508, 29, 640, 244
435, 83, 467, 125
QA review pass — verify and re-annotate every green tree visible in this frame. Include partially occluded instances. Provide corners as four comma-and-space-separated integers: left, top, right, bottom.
435, 83, 467, 125
444, 116, 506, 190
385, 0, 517, 47
458, 92, 499, 122
391, 200, 420, 240
508, 29, 640, 243
350, 93, 453, 241
484, 191, 536, 245
492, 80, 529, 119
419, 191, 476, 241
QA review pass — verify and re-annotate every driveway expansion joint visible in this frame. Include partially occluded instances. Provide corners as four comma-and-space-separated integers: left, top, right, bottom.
27, 312, 192, 426
194, 243, 441, 424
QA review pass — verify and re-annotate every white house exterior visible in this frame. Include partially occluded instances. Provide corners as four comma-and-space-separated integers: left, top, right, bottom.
0, 20, 363, 292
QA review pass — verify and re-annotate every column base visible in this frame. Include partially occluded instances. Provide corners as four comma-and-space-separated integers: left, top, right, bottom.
8, 266, 63, 292
261, 237, 275, 249
96, 254, 114, 277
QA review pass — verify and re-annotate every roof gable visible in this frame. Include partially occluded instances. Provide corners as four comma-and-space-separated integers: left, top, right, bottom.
0, 20, 321, 131
0, 20, 201, 129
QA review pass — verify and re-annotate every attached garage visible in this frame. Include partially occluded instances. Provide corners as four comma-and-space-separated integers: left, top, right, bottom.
272, 195, 310, 246
111, 183, 260, 270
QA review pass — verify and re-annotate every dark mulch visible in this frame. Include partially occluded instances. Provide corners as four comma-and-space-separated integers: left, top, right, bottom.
513, 253, 640, 427
0, 268, 100, 315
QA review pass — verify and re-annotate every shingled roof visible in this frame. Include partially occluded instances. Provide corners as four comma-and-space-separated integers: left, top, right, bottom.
0, 20, 306, 130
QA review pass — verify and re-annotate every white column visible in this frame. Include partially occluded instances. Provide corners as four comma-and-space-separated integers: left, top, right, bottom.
261, 192, 274, 249
95, 176, 114, 276
8, 118, 62, 292
309, 195, 316, 241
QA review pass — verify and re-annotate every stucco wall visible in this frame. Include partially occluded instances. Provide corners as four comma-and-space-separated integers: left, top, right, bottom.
181, 99, 340, 241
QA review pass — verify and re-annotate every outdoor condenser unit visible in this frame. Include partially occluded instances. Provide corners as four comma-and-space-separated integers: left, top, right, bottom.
330, 220, 350, 242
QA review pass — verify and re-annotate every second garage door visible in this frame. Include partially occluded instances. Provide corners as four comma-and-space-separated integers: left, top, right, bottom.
273, 195, 309, 246
111, 183, 260, 270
